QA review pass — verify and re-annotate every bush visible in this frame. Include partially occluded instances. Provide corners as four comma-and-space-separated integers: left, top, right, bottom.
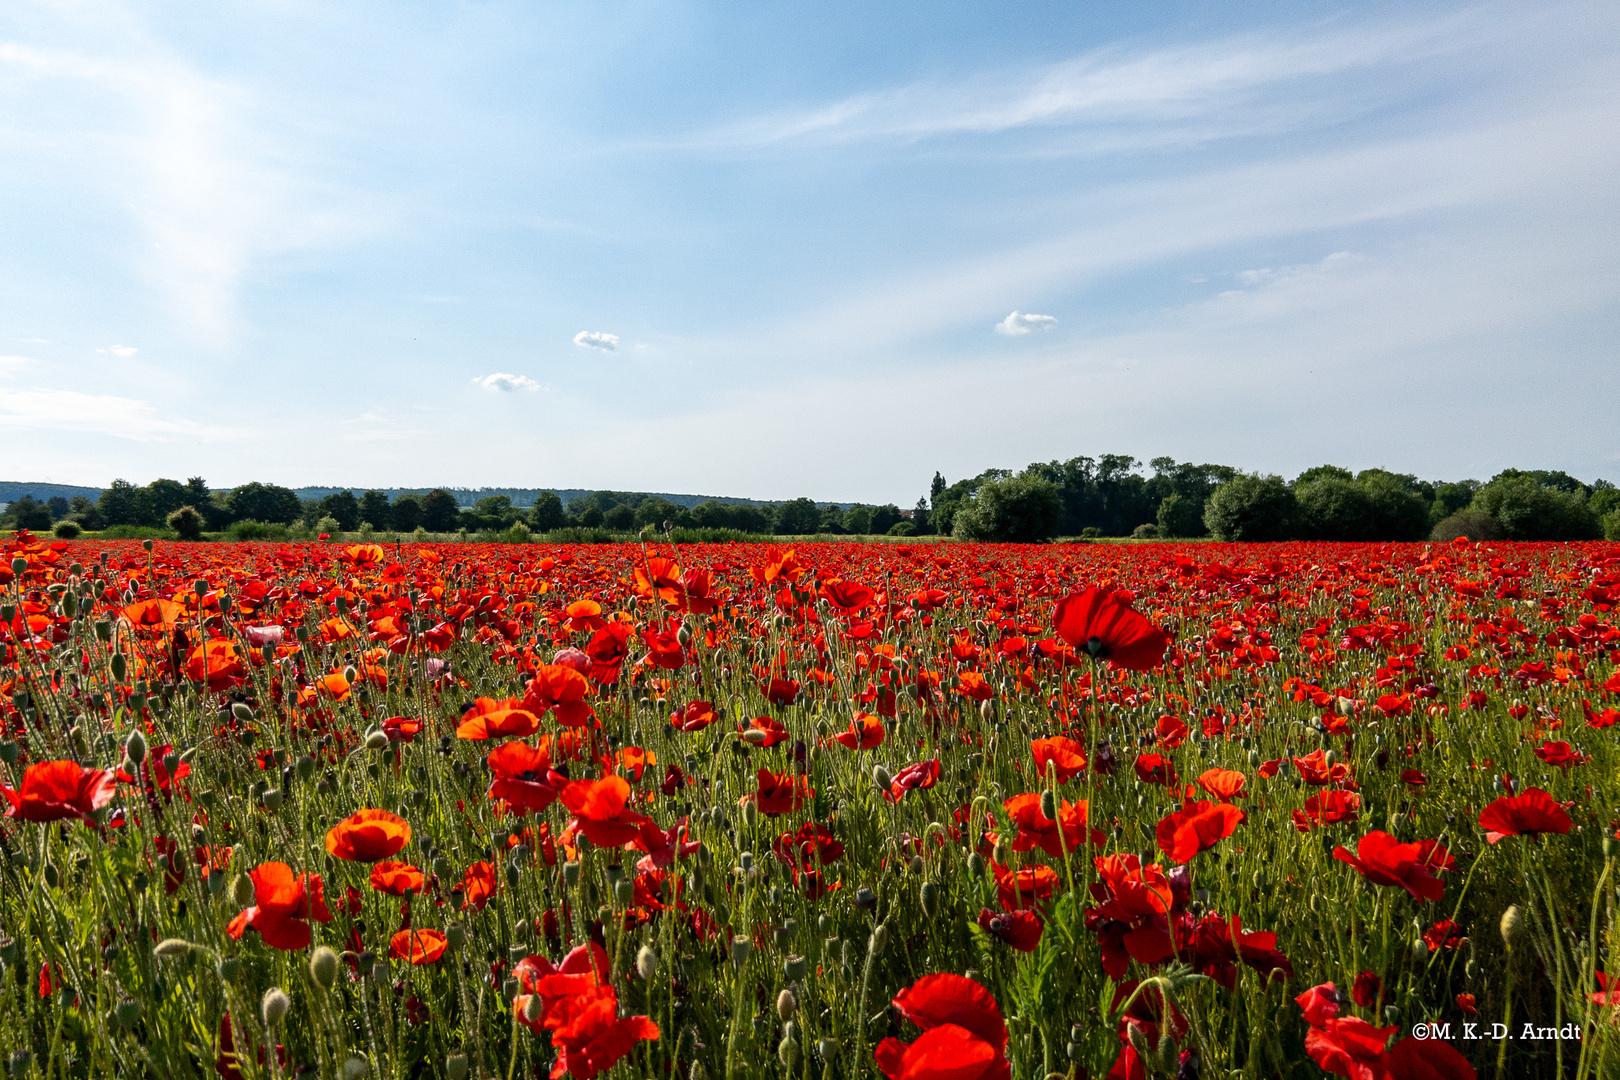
52, 520, 82, 539
1430, 509, 1503, 543
224, 520, 293, 542
315, 516, 341, 536
887, 520, 917, 537
951, 474, 1062, 542
1471, 476, 1601, 540
1155, 494, 1202, 538
1603, 511, 1620, 541
1203, 474, 1296, 541
166, 505, 206, 541
1295, 478, 1375, 541
1359, 474, 1430, 540
98, 524, 174, 540
1131, 523, 1159, 539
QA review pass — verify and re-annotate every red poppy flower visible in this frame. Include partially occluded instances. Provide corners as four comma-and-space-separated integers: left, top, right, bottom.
976, 908, 1043, 952
1155, 801, 1245, 864
388, 928, 447, 965
1332, 832, 1449, 902
185, 640, 246, 691
559, 776, 653, 847
485, 740, 561, 814
1384, 1035, 1475, 1079
1351, 971, 1384, 1008
460, 861, 497, 911
1456, 992, 1477, 1015
1292, 791, 1362, 832
122, 597, 184, 632
819, 578, 875, 614
456, 698, 541, 740
640, 623, 686, 669
739, 716, 791, 747
773, 822, 845, 868
1532, 741, 1587, 769
832, 712, 885, 750
992, 861, 1059, 912
1293, 748, 1351, 787
1296, 982, 1344, 1027
522, 665, 595, 728
876, 974, 1011, 1080
887, 759, 941, 803
1478, 788, 1573, 843
752, 769, 813, 816
525, 983, 659, 1079
225, 862, 334, 951
1030, 736, 1087, 782
562, 599, 606, 633
762, 678, 802, 707
369, 861, 426, 896
671, 701, 718, 732
1196, 768, 1248, 803
2, 760, 117, 823
1051, 587, 1169, 671
1305, 1016, 1396, 1080
1134, 753, 1178, 787
1003, 793, 1104, 858
749, 547, 803, 583
325, 808, 412, 863
583, 622, 633, 682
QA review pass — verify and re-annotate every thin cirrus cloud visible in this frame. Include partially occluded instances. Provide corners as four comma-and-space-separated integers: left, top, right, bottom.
994, 311, 1058, 336
0, 387, 242, 441
96, 344, 139, 357
473, 372, 543, 392
572, 331, 619, 352
695, 13, 1473, 149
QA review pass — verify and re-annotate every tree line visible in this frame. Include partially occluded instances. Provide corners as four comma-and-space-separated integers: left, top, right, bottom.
924, 457, 1620, 542
0, 480, 916, 539
5, 460, 1616, 543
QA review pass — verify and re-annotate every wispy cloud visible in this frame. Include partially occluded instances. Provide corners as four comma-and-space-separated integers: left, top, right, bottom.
0, 355, 37, 377
994, 311, 1057, 335
474, 372, 543, 392
572, 331, 618, 352
0, 387, 244, 441
96, 344, 139, 356
696, 14, 1474, 149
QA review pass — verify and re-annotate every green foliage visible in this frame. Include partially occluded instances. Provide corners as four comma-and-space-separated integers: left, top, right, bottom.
1295, 478, 1377, 541
773, 497, 821, 535
887, 520, 917, 536
1431, 509, 1504, 542
1154, 493, 1201, 538
97, 479, 143, 526
320, 490, 362, 532
223, 520, 295, 541
391, 493, 424, 532
358, 490, 393, 530
951, 473, 1062, 542
603, 504, 637, 529
1131, 522, 1159, 539
1471, 475, 1601, 540
51, 519, 82, 539
166, 505, 206, 540
227, 482, 303, 525
421, 489, 461, 531
528, 492, 566, 531
1604, 511, 1620, 541
1203, 473, 1296, 541
1293, 464, 1354, 486
1, 495, 52, 531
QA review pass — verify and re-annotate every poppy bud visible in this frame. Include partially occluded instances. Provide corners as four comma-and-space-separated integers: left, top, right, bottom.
153, 938, 192, 958
446, 924, 466, 953
992, 838, 1010, 865
110, 652, 127, 682
1500, 905, 1521, 946
1040, 790, 1057, 820
731, 935, 751, 966
778, 1034, 800, 1068
872, 765, 893, 791
310, 946, 340, 990
1127, 1022, 1151, 1060
230, 873, 254, 907
42, 862, 58, 889
870, 923, 889, 957
261, 987, 291, 1028
968, 853, 985, 878
114, 998, 140, 1029
125, 729, 147, 766
742, 800, 757, 829
921, 881, 938, 917
614, 879, 634, 905
260, 788, 283, 812
908, 854, 924, 876
342, 1057, 370, 1080
446, 1053, 469, 1080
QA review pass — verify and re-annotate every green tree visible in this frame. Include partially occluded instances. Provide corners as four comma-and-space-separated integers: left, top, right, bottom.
140, 479, 190, 527
817, 506, 848, 534
392, 494, 423, 532
869, 504, 903, 535
1589, 482, 1619, 519
167, 505, 205, 540
1294, 465, 1354, 486
604, 504, 637, 529
1429, 481, 1479, 527
421, 489, 460, 531
1470, 476, 1600, 540
579, 506, 605, 528
635, 498, 685, 530
2, 496, 52, 531
951, 473, 1062, 542
1203, 474, 1296, 541
1155, 493, 1201, 538
528, 492, 566, 531
68, 496, 105, 531
912, 498, 932, 535
1358, 473, 1430, 540
98, 479, 143, 526
773, 498, 820, 535
358, 491, 393, 530
45, 496, 68, 519
321, 491, 362, 532
844, 505, 873, 534
1294, 478, 1375, 541
729, 504, 771, 533
228, 483, 303, 525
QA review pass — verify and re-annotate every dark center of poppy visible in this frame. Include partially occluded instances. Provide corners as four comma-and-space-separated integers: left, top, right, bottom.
1085, 636, 1110, 660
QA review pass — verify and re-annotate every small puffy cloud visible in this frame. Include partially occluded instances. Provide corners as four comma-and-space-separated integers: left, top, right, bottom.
474, 372, 543, 393
994, 311, 1058, 335
573, 330, 619, 352
96, 344, 139, 357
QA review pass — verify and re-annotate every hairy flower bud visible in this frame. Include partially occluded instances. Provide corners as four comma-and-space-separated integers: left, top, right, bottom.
261, 987, 291, 1028
1500, 905, 1521, 946
635, 945, 658, 981
153, 938, 192, 959
125, 729, 148, 766
309, 946, 340, 990
776, 988, 798, 1021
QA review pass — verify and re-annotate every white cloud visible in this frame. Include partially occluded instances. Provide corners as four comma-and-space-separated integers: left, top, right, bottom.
573, 330, 619, 352
994, 311, 1058, 335
474, 372, 543, 393
0, 387, 242, 441
0, 356, 37, 377
96, 344, 139, 357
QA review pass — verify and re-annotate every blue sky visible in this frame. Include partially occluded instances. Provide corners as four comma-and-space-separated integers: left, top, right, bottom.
2, 0, 1617, 504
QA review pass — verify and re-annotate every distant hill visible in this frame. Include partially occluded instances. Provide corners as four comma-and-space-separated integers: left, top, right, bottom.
1, 481, 862, 510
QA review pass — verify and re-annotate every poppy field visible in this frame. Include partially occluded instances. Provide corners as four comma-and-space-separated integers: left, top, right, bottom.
1, 533, 1618, 1080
